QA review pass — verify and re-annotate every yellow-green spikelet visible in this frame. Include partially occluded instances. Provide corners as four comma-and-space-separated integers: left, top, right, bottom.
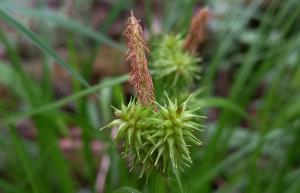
102, 101, 152, 164
101, 96, 205, 177
151, 35, 201, 95
142, 96, 205, 173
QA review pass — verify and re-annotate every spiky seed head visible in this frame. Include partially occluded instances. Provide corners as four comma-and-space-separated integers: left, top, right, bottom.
138, 95, 205, 174
151, 35, 201, 96
100, 96, 205, 177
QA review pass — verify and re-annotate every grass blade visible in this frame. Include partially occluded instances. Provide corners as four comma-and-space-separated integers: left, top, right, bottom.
1, 75, 128, 126
0, 8, 89, 87
195, 97, 258, 128
4, 7, 126, 51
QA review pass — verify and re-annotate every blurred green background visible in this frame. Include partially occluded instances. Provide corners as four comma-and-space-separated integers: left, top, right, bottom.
0, 0, 300, 193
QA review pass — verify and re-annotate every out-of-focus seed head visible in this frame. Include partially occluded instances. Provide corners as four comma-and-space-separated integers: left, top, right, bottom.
183, 7, 210, 54
151, 35, 201, 96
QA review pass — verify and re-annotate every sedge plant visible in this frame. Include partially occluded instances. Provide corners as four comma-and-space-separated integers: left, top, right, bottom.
101, 11, 206, 179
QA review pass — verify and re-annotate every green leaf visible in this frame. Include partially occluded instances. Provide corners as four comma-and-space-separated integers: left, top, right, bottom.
0, 179, 23, 193
173, 169, 185, 193
190, 143, 254, 192
195, 97, 258, 128
1, 75, 128, 126
0, 61, 13, 86
0, 8, 89, 87
3, 7, 125, 51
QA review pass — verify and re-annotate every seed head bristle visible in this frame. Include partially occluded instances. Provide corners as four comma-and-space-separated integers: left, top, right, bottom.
183, 7, 210, 54
124, 11, 155, 106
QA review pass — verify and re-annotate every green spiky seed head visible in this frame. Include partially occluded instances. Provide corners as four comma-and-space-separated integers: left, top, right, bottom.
142, 96, 205, 174
101, 101, 152, 163
151, 35, 201, 95
101, 96, 205, 178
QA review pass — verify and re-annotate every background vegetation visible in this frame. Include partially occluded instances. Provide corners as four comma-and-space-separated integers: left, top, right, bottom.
0, 0, 300, 193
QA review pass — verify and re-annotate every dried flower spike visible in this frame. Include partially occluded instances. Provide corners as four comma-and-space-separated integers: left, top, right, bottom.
183, 7, 210, 54
124, 11, 155, 106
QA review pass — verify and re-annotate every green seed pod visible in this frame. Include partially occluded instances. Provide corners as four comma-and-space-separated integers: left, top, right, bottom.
100, 101, 153, 165
151, 35, 201, 96
101, 96, 205, 178
142, 95, 205, 174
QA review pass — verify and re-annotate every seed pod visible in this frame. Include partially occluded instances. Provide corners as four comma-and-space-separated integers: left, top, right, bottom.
101, 96, 205, 177
142, 95, 205, 174
151, 35, 201, 96
100, 101, 153, 165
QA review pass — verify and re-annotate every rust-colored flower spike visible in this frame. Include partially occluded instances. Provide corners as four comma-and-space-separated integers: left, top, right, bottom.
124, 11, 155, 106
183, 7, 210, 54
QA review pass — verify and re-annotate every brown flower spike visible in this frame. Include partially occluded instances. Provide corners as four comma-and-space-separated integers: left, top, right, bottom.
124, 11, 155, 106
183, 7, 210, 54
